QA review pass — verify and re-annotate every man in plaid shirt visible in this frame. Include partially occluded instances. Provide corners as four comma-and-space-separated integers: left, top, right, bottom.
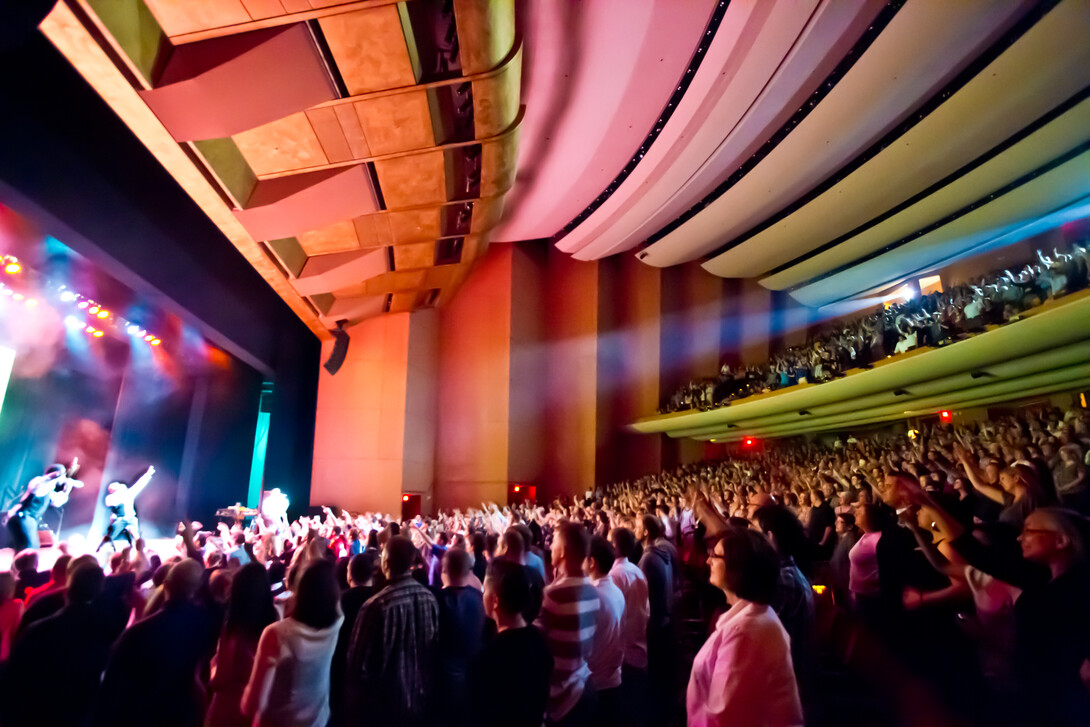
347, 535, 439, 726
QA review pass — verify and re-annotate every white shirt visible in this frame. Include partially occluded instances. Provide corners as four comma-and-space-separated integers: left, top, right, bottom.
250, 615, 343, 727
608, 558, 649, 669
686, 600, 802, 727
588, 576, 625, 690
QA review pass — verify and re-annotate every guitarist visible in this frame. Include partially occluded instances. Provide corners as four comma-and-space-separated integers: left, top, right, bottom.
4, 462, 79, 550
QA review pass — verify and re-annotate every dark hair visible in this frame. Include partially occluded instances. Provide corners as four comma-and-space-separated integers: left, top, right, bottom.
513, 523, 536, 550
715, 528, 779, 605
349, 552, 376, 586
292, 559, 340, 630
836, 512, 856, 528
501, 529, 526, 559
556, 521, 590, 564
753, 505, 809, 562
486, 558, 531, 617
66, 561, 105, 604
641, 514, 664, 541
385, 535, 418, 578
335, 556, 350, 590
266, 559, 287, 585
588, 536, 616, 575
366, 530, 380, 550
610, 527, 639, 563
444, 547, 474, 580
225, 562, 278, 641
51, 554, 72, 582
469, 532, 487, 555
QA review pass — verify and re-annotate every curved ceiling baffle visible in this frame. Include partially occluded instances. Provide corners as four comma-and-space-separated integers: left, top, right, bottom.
555, 0, 891, 261
640, 0, 1042, 269
40, 0, 523, 332
630, 292, 1090, 442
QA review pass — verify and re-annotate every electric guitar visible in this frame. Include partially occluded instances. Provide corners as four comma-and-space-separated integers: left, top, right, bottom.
49, 458, 82, 508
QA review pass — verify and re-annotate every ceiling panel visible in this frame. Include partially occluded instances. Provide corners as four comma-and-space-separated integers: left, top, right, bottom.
704, 0, 1090, 279
318, 5, 418, 94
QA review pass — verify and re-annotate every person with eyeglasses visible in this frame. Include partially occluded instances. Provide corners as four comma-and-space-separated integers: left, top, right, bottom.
891, 472, 1090, 725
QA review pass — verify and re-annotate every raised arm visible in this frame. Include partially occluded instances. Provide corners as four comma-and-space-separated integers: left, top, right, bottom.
129, 466, 156, 499
953, 445, 1005, 504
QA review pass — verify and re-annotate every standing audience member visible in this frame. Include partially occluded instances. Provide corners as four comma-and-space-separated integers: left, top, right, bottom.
608, 526, 651, 727
538, 521, 600, 727
97, 558, 215, 727
471, 559, 553, 727
330, 552, 376, 726
436, 547, 487, 727
584, 535, 626, 727
497, 528, 545, 621
11, 550, 46, 601
637, 514, 677, 727
347, 535, 439, 727
686, 527, 803, 727
242, 558, 342, 727
1, 559, 111, 727
0, 571, 22, 660
206, 563, 278, 727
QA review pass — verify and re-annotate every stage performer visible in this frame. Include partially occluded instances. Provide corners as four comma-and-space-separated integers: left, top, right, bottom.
258, 488, 290, 533
3, 464, 73, 550
97, 465, 155, 553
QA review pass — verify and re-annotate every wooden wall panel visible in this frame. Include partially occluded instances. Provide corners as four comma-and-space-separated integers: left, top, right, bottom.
453, 0, 516, 74
393, 241, 436, 271
472, 46, 522, 138
480, 132, 519, 197
143, 0, 251, 36
305, 107, 353, 163
387, 208, 443, 243
298, 219, 360, 255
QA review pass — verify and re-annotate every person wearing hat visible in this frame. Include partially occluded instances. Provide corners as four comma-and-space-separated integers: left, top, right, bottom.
96, 465, 155, 553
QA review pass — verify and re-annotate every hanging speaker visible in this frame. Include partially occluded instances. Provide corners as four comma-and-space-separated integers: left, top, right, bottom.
323, 320, 350, 375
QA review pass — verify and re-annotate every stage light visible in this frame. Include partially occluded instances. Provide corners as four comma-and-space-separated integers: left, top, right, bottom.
4, 261, 20, 275
88, 306, 99, 314
85, 326, 95, 333
144, 334, 154, 342
65, 316, 83, 329
939, 410, 952, 423
12, 293, 23, 301
96, 309, 109, 319
92, 330, 104, 338
24, 299, 37, 306
2, 289, 11, 296
513, 485, 520, 493
77, 301, 89, 309
126, 324, 140, 335
59, 290, 77, 302
151, 339, 161, 346
402, 494, 410, 502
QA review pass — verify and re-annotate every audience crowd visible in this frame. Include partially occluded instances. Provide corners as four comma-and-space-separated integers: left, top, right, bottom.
662, 243, 1090, 412
1, 404, 1089, 726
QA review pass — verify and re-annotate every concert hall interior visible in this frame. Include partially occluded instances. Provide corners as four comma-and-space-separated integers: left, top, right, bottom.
2, 1, 1090, 726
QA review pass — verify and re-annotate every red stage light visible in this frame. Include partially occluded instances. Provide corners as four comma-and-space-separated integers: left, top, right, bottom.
939, 410, 952, 422
402, 494, 410, 502
4, 262, 21, 275
744, 438, 754, 446
513, 485, 520, 493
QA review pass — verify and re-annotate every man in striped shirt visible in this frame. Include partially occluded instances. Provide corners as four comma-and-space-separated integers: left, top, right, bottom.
537, 520, 599, 726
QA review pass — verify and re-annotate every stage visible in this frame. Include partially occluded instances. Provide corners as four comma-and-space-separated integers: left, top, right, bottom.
0, 535, 182, 573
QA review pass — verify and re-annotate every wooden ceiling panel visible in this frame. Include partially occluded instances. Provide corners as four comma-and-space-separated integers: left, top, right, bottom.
354, 90, 437, 154
233, 112, 328, 176
331, 103, 372, 158
472, 45, 522, 138
389, 291, 420, 313
142, 0, 252, 37
470, 196, 505, 233
240, 0, 287, 21
453, 0, 516, 75
479, 132, 519, 197
297, 218, 360, 255
318, 6, 418, 95
373, 150, 449, 207
393, 241, 436, 270
305, 107, 353, 163
387, 207, 443, 243
353, 213, 393, 248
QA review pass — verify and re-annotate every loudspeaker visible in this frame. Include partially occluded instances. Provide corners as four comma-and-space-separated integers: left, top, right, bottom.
323, 320, 350, 375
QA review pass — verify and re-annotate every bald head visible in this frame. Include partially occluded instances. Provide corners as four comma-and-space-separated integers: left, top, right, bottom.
164, 558, 203, 601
